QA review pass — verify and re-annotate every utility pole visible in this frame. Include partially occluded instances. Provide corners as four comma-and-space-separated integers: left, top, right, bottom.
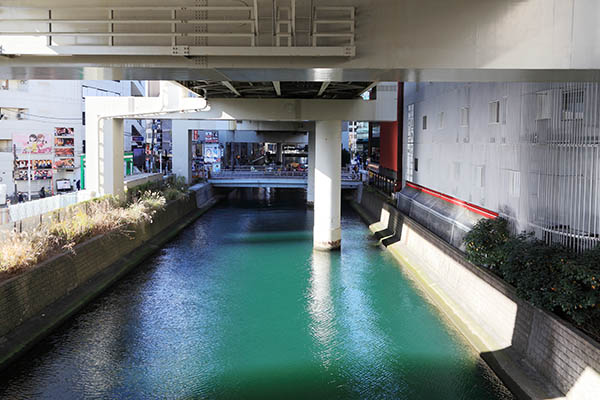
27, 150, 31, 201
12, 144, 18, 201
150, 120, 155, 173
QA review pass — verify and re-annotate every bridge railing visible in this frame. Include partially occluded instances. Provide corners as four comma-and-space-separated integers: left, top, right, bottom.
211, 170, 307, 179
210, 168, 361, 181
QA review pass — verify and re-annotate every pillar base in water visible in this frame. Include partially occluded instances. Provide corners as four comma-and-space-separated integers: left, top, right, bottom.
306, 201, 314, 208
313, 227, 341, 251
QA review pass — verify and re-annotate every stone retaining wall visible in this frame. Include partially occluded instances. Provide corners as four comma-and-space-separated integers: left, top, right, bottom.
0, 183, 216, 369
355, 188, 600, 400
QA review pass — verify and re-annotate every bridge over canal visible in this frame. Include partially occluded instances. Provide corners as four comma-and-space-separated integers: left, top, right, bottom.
208, 168, 362, 189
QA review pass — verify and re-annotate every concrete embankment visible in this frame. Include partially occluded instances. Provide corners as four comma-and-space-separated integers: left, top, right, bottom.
352, 188, 600, 400
0, 183, 218, 371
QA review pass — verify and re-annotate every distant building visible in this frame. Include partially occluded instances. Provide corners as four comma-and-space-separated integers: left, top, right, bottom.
348, 121, 369, 153
403, 82, 600, 250
0, 80, 146, 196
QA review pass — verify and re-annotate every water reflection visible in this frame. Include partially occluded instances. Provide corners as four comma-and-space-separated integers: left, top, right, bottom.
308, 250, 337, 367
0, 190, 514, 400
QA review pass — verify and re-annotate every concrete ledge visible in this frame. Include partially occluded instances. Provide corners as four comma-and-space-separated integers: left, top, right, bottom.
0, 186, 218, 371
351, 189, 600, 400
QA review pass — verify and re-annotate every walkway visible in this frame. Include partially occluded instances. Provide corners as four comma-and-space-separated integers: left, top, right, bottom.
208, 167, 361, 189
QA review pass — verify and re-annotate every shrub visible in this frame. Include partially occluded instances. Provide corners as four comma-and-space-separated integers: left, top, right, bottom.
463, 217, 511, 272
464, 217, 600, 341
0, 192, 167, 274
0, 176, 186, 274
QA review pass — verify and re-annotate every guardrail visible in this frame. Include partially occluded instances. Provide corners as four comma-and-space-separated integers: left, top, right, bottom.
0, 4, 356, 56
8, 191, 92, 223
211, 169, 361, 181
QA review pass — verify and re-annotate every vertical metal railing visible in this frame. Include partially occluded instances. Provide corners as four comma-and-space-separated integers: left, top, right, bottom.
528, 82, 600, 251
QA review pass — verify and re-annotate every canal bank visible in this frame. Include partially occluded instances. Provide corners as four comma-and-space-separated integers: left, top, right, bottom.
351, 187, 600, 400
0, 188, 514, 399
0, 183, 219, 371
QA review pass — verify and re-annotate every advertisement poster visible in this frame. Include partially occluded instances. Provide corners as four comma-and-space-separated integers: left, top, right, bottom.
54, 127, 76, 169
16, 159, 53, 169
55, 147, 75, 157
204, 131, 219, 144
191, 129, 200, 142
55, 127, 74, 136
13, 133, 53, 154
54, 137, 74, 147
15, 169, 53, 180
56, 179, 72, 190
204, 143, 221, 163
54, 158, 75, 169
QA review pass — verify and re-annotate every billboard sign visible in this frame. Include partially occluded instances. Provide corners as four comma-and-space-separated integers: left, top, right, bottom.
204, 143, 221, 163
204, 131, 219, 143
13, 133, 53, 154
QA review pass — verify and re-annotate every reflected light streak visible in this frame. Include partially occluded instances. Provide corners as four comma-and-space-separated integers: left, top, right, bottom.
308, 250, 336, 367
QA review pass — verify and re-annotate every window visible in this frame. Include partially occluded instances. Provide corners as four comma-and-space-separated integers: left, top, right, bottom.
0, 139, 12, 152
475, 166, 485, 188
536, 91, 551, 120
489, 101, 500, 124
562, 90, 584, 120
438, 112, 445, 129
0, 107, 27, 120
453, 162, 461, 180
422, 115, 427, 130
508, 170, 520, 197
414, 158, 419, 172
460, 107, 469, 127
406, 104, 415, 182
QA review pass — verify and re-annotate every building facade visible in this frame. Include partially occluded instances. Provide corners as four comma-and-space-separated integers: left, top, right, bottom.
403, 82, 600, 251
0, 80, 146, 199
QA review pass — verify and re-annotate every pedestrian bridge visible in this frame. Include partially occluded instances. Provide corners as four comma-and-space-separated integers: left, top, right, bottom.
208, 168, 361, 189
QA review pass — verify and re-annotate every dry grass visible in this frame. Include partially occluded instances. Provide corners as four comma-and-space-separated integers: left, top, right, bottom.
0, 191, 167, 274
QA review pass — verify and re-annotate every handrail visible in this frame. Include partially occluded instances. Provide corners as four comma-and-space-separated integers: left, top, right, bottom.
0, 4, 356, 54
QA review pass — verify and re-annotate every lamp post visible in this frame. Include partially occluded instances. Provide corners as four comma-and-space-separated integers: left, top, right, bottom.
27, 149, 31, 201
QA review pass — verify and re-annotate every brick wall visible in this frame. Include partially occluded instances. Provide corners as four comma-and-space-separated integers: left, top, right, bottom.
0, 184, 216, 368
356, 189, 600, 399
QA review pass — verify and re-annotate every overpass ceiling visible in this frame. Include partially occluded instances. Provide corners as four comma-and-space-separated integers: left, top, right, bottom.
1, 1, 598, 81
180, 81, 372, 99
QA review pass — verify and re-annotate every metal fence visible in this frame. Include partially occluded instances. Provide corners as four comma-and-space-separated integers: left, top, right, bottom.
7, 191, 93, 222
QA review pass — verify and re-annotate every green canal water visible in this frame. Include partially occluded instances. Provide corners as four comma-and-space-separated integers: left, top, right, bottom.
0, 189, 514, 399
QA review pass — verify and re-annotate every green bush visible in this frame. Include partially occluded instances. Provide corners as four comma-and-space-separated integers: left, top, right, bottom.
464, 217, 600, 341
125, 175, 188, 204
463, 217, 511, 272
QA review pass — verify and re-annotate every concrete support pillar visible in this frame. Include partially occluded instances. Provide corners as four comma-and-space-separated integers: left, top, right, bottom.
313, 120, 342, 251
98, 118, 124, 197
276, 142, 283, 164
173, 127, 192, 184
307, 129, 315, 206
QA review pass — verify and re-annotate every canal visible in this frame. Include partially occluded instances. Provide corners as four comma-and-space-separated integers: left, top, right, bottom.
0, 189, 514, 399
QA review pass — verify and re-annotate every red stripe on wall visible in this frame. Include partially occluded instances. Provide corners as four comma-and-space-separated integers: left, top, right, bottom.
405, 181, 498, 219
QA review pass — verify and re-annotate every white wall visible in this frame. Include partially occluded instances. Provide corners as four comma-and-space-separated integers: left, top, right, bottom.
0, 80, 146, 196
403, 82, 600, 249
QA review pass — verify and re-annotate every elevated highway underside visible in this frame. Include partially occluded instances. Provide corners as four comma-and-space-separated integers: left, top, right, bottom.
1, 0, 599, 82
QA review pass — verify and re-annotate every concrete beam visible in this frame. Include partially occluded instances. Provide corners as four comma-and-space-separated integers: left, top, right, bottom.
317, 81, 330, 97
273, 81, 281, 96
221, 81, 241, 97
2, 0, 599, 80
87, 97, 394, 122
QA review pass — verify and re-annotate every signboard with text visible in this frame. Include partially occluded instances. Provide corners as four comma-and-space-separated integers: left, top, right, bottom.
204, 131, 219, 143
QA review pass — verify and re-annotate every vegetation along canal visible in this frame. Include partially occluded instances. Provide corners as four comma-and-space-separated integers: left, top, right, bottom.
0, 189, 514, 399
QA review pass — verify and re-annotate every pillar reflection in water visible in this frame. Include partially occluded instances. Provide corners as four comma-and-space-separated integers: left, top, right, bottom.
308, 250, 337, 367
